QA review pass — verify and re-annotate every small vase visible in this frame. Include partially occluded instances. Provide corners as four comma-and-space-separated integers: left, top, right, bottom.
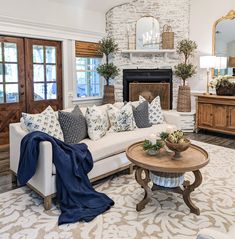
147, 149, 157, 156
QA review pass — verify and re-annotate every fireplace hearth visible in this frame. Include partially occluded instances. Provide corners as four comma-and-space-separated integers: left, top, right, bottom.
123, 69, 173, 109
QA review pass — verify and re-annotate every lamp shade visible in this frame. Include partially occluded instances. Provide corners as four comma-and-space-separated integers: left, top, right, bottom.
200, 56, 216, 69
215, 57, 227, 69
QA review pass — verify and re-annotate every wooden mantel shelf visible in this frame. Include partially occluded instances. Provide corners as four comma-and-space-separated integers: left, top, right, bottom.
122, 49, 176, 59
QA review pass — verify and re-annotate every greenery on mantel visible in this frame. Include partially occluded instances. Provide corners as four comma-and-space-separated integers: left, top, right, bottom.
97, 37, 119, 86
174, 39, 197, 86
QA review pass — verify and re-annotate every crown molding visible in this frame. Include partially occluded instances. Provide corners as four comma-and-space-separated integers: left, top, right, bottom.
0, 15, 104, 41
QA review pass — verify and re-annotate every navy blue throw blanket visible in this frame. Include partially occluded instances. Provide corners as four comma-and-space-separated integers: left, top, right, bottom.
17, 131, 114, 225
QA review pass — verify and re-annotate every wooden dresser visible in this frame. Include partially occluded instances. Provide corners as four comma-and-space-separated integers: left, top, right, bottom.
194, 94, 235, 135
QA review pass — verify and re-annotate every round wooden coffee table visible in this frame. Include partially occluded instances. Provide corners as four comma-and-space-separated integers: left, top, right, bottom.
126, 141, 209, 215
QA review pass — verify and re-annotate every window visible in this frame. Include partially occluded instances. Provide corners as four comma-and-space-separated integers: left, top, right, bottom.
75, 41, 103, 99
76, 57, 102, 98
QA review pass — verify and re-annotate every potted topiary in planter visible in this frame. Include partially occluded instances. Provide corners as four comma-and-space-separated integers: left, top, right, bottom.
175, 39, 197, 112
97, 37, 119, 104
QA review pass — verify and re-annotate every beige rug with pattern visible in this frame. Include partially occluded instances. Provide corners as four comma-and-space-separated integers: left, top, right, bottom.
0, 141, 235, 239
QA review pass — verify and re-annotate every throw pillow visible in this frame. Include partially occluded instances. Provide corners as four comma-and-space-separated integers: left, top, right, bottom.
107, 103, 136, 132
58, 105, 87, 144
85, 105, 109, 141
22, 106, 64, 140
132, 101, 152, 128
139, 95, 164, 124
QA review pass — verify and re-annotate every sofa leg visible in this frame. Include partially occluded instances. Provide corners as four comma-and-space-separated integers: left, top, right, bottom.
44, 196, 52, 210
11, 173, 17, 184
128, 164, 134, 174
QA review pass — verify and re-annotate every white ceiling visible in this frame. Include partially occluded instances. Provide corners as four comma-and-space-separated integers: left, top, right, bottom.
50, 0, 129, 13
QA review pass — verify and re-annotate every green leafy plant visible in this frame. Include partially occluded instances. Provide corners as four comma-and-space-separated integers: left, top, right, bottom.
143, 139, 165, 151
209, 75, 235, 90
97, 36, 119, 85
174, 39, 197, 86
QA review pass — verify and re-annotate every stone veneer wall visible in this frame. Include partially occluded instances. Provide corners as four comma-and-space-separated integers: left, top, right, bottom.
106, 0, 190, 109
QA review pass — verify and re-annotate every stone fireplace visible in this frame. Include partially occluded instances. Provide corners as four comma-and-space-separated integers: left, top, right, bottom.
105, 0, 190, 109
123, 69, 173, 109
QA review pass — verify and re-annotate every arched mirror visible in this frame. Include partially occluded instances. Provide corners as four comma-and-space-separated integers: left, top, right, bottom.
136, 16, 160, 50
212, 10, 235, 77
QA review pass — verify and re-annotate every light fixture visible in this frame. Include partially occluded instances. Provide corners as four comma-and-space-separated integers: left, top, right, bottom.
200, 56, 216, 95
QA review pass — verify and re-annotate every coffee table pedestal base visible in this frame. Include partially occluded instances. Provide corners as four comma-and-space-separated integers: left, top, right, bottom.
135, 167, 203, 215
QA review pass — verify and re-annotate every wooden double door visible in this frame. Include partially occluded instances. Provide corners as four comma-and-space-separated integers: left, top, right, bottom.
0, 36, 63, 145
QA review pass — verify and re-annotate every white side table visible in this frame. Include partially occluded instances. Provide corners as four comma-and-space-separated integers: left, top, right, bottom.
163, 110, 196, 132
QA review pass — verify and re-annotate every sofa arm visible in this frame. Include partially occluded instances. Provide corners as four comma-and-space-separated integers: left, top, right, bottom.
10, 123, 27, 173
197, 229, 231, 239
10, 123, 54, 197
162, 110, 181, 130
28, 141, 54, 197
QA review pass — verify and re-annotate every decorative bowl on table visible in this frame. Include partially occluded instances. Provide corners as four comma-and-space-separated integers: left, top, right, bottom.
160, 130, 191, 159
165, 139, 191, 159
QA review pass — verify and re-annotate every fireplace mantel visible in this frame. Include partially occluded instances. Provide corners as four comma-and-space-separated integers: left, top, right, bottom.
122, 49, 176, 59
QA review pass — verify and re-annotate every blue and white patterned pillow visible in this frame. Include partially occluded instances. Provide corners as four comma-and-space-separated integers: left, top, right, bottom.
22, 106, 64, 141
85, 105, 109, 141
107, 103, 136, 132
139, 95, 164, 124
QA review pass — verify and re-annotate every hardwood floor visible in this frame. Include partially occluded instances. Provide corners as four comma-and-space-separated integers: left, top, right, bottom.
0, 131, 234, 194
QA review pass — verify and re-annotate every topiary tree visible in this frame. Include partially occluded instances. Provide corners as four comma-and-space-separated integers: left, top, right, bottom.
97, 37, 119, 86
174, 39, 197, 86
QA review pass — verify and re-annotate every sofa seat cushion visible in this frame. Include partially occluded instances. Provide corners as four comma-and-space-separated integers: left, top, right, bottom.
52, 123, 176, 175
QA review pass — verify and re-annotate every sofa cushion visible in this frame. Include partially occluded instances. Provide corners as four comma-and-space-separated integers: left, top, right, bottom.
107, 103, 136, 132
132, 101, 152, 128
85, 105, 109, 140
58, 105, 87, 144
139, 95, 164, 124
22, 106, 64, 141
52, 123, 177, 175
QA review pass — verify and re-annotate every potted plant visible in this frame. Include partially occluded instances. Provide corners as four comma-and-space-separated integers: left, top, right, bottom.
209, 75, 235, 96
97, 37, 119, 104
174, 39, 197, 112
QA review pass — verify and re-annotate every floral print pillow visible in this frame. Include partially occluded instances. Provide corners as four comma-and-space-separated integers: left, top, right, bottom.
107, 103, 136, 132
85, 105, 109, 140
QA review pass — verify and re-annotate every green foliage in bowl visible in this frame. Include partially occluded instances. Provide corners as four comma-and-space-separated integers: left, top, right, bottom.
143, 139, 165, 151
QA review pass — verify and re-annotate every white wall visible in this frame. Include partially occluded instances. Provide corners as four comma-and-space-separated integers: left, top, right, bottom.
0, 0, 106, 108
189, 0, 235, 92
0, 0, 105, 35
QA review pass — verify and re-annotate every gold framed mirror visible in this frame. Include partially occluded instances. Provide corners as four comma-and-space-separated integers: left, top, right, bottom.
212, 10, 235, 77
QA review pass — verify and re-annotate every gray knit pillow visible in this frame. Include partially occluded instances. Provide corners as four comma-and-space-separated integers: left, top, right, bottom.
58, 105, 87, 144
132, 101, 152, 128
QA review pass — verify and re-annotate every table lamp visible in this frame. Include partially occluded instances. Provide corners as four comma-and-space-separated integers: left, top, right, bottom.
200, 56, 216, 95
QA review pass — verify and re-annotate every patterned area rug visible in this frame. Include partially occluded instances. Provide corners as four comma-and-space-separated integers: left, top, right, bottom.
0, 141, 235, 239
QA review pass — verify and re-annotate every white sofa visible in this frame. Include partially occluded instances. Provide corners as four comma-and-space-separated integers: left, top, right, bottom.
10, 103, 179, 209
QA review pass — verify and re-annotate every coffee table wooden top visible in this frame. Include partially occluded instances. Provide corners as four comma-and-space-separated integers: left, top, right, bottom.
126, 141, 209, 173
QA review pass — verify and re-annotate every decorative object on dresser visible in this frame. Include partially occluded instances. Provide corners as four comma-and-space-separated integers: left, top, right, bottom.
126, 141, 209, 214
200, 56, 216, 95
175, 39, 197, 112
162, 24, 174, 49
97, 37, 119, 104
209, 75, 235, 96
195, 94, 235, 135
